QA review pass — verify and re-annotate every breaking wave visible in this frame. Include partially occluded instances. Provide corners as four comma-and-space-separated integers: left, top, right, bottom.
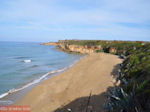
0, 67, 67, 99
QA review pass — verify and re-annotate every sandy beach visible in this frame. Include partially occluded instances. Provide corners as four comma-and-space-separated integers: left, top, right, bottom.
17, 53, 122, 112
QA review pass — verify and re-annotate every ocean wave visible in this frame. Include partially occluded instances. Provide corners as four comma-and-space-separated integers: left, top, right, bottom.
14, 56, 31, 59
23, 59, 32, 63
30, 65, 39, 68
0, 56, 83, 99
0, 67, 67, 99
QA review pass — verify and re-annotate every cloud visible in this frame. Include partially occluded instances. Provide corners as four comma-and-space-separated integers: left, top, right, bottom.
0, 0, 150, 42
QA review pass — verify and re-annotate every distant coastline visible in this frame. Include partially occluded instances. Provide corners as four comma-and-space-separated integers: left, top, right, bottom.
42, 40, 148, 55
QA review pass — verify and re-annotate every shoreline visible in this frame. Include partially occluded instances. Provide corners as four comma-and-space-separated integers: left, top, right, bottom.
0, 69, 67, 105
0, 55, 85, 105
16, 53, 122, 112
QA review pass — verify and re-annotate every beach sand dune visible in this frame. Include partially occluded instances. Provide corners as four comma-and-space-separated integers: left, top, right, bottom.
17, 53, 122, 112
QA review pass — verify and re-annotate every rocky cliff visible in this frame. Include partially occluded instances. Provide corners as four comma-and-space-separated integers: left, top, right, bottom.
58, 44, 102, 54
42, 42, 118, 54
42, 42, 60, 46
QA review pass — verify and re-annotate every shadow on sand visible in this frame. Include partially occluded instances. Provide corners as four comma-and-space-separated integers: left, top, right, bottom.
54, 91, 107, 112
54, 64, 121, 112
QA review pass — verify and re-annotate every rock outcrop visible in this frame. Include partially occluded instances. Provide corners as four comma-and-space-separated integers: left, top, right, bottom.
41, 42, 60, 46
42, 40, 148, 55
58, 44, 102, 54
42, 41, 119, 54
109, 47, 117, 54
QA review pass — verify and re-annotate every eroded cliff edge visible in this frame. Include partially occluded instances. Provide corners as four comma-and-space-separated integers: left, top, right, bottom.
42, 40, 119, 54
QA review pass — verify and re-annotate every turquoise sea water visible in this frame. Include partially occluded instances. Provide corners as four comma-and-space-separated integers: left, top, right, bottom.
0, 41, 82, 98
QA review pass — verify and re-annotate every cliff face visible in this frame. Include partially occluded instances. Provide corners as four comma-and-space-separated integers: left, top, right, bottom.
42, 42, 60, 46
42, 42, 118, 54
42, 40, 147, 55
58, 44, 102, 54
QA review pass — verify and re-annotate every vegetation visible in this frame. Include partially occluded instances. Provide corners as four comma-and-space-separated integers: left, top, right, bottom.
59, 40, 150, 112
59, 40, 147, 55
104, 43, 150, 112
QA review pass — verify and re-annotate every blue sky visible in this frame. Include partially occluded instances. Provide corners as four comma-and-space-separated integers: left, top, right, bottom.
0, 0, 150, 42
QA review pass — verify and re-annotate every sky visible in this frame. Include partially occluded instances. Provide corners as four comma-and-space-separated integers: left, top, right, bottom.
0, 0, 150, 42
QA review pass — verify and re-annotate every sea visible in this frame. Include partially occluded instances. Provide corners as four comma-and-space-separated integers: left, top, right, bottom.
0, 41, 82, 99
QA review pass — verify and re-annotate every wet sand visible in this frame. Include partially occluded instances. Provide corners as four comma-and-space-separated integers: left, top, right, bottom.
17, 53, 122, 112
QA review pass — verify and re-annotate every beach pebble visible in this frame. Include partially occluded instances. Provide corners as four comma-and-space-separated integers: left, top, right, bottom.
67, 108, 72, 112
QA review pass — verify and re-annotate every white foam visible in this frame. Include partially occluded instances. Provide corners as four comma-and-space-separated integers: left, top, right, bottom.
0, 92, 9, 99
0, 68, 67, 99
0, 57, 83, 99
23, 60, 31, 63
